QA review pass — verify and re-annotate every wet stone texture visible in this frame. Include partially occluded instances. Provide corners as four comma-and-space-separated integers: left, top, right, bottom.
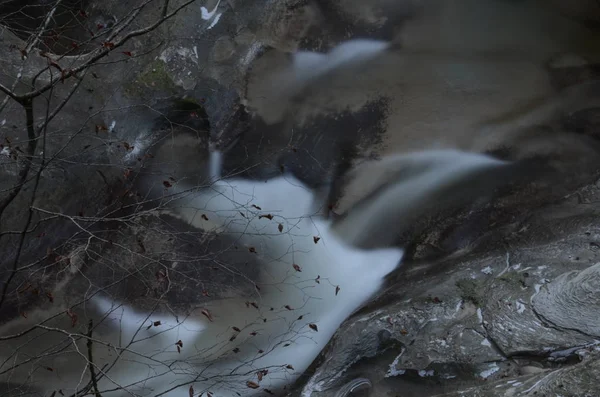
2, 1, 600, 396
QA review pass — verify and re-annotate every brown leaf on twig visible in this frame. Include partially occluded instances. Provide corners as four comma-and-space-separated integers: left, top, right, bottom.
257, 369, 268, 381
286, 364, 294, 370
335, 285, 340, 295
259, 214, 273, 220
292, 264, 302, 272
284, 305, 293, 310
232, 326, 241, 332
189, 385, 194, 397
308, 323, 318, 332
313, 236, 320, 244
278, 223, 283, 232
246, 381, 260, 389
248, 247, 257, 254
251, 204, 262, 210
201, 214, 209, 221
201, 309, 213, 322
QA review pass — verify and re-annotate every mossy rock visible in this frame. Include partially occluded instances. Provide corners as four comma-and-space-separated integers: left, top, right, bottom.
456, 278, 485, 306
124, 60, 179, 98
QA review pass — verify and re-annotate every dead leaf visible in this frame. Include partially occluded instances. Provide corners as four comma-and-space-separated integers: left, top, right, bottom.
278, 223, 283, 233
286, 364, 294, 370
292, 264, 302, 272
232, 326, 241, 332
20, 312, 27, 319
177, 345, 181, 353
153, 321, 161, 327
189, 385, 194, 397
309, 323, 318, 332
248, 246, 257, 254
264, 389, 275, 395
251, 204, 262, 210
46, 367, 53, 371
229, 335, 237, 342
313, 236, 320, 244
201, 309, 213, 322
250, 302, 259, 309
258, 349, 264, 353
257, 369, 268, 381
122, 51, 133, 57
315, 275, 321, 284
250, 331, 257, 336
297, 315, 303, 321
66, 310, 78, 327
335, 285, 340, 296
201, 214, 209, 221
284, 305, 293, 310
400, 329, 409, 335
259, 214, 273, 220
176, 340, 183, 348
246, 381, 260, 389
233, 347, 240, 353
163, 180, 172, 188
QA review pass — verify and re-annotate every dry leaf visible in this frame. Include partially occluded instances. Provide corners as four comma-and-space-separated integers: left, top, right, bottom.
189, 385, 194, 397
264, 389, 275, 395
232, 326, 241, 332
315, 275, 321, 284
286, 365, 294, 370
177, 345, 181, 353
400, 329, 409, 335
201, 309, 213, 322
233, 347, 240, 353
292, 264, 302, 272
258, 349, 264, 353
335, 285, 340, 296
66, 310, 78, 327
284, 305, 293, 310
313, 236, 320, 244
251, 204, 262, 210
278, 223, 283, 233
297, 315, 303, 321
176, 340, 183, 348
248, 247, 257, 254
257, 369, 268, 381
309, 323, 319, 332
250, 331, 257, 336
153, 321, 161, 327
201, 214, 209, 221
246, 381, 260, 389
229, 335, 237, 342
259, 214, 273, 220
163, 180, 172, 188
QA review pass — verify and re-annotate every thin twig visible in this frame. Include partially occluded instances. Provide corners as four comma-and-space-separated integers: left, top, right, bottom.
86, 319, 103, 397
